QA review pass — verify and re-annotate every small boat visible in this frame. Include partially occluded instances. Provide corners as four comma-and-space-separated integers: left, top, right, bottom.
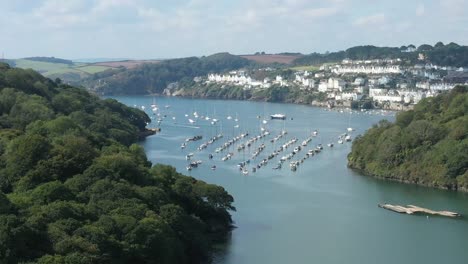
347, 127, 354, 132
242, 169, 249, 175
188, 119, 195, 124
186, 135, 202, 142
211, 165, 216, 170
186, 166, 192, 171
270, 114, 286, 120
327, 143, 334, 148
338, 139, 344, 144
345, 135, 352, 142
186, 153, 194, 160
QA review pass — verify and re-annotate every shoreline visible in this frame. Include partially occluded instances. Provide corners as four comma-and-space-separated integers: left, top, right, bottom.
348, 166, 467, 193
131, 92, 406, 112
139, 127, 160, 139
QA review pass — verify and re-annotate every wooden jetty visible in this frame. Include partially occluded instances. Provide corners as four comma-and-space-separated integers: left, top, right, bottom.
378, 203, 461, 218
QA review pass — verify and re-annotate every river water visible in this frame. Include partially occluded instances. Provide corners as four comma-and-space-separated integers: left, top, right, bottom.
111, 96, 468, 264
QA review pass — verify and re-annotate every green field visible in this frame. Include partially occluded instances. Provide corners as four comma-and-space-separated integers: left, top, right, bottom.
289, 65, 320, 71
11, 59, 112, 83
75, 65, 111, 74
14, 59, 73, 73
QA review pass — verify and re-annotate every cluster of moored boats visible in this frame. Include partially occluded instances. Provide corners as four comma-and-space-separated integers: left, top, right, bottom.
197, 134, 223, 151
236, 131, 270, 151
179, 126, 354, 173
215, 132, 249, 153
181, 135, 203, 149
146, 107, 356, 174
287, 144, 324, 171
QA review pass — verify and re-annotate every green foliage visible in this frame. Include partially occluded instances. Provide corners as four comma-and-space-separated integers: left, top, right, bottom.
23, 57, 73, 65
348, 86, 468, 190
0, 66, 235, 263
294, 42, 468, 67
85, 53, 252, 95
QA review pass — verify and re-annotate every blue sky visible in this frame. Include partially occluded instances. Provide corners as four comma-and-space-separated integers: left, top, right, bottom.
1, 0, 467, 59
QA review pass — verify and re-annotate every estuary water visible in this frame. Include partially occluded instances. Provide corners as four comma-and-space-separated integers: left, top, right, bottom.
111, 96, 468, 264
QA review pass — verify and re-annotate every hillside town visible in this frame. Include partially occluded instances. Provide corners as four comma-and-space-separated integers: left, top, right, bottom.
198, 58, 468, 110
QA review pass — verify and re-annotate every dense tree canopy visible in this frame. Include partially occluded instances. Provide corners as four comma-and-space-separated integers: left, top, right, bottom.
23, 57, 74, 65
0, 63, 235, 263
294, 42, 468, 67
85, 53, 252, 95
348, 86, 468, 191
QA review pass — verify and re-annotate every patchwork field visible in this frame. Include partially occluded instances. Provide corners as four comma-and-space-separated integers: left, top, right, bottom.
93, 60, 161, 69
240, 54, 302, 64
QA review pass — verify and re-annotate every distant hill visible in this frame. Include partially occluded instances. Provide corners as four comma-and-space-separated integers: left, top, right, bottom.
7, 57, 165, 86
72, 58, 131, 63
23, 56, 73, 65
348, 86, 468, 191
93, 60, 161, 69
293, 42, 468, 67
240, 54, 302, 64
84, 53, 252, 95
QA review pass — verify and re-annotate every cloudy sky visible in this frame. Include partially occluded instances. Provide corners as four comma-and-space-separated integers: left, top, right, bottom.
1, 0, 467, 59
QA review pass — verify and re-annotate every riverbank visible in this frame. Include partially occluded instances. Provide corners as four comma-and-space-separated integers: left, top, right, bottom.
154, 90, 410, 112
348, 167, 468, 192
138, 127, 160, 139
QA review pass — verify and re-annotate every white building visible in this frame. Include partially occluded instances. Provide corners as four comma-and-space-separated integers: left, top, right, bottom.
430, 83, 455, 91
369, 88, 388, 97
373, 94, 403, 103
328, 78, 345, 91
354, 86, 365, 94
339, 92, 363, 101
399, 90, 427, 104
353, 77, 365, 86
318, 81, 328, 92
416, 81, 430, 90
315, 73, 325, 78
378, 76, 391, 85
332, 65, 402, 75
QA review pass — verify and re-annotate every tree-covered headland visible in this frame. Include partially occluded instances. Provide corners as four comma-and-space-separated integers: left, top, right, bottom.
0, 63, 235, 263
348, 86, 468, 191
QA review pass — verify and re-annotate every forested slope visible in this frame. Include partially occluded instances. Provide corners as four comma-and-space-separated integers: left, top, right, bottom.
0, 63, 235, 263
85, 53, 252, 95
348, 86, 468, 191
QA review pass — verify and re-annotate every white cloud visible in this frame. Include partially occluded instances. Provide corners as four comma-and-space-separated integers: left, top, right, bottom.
301, 7, 339, 18
0, 0, 467, 58
353, 13, 386, 27
32, 0, 90, 29
416, 3, 425, 16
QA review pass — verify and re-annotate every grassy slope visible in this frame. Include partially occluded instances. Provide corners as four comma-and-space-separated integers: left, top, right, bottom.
12, 59, 112, 77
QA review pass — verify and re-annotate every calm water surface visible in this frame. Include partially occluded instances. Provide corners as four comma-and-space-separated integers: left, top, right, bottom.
111, 96, 468, 264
